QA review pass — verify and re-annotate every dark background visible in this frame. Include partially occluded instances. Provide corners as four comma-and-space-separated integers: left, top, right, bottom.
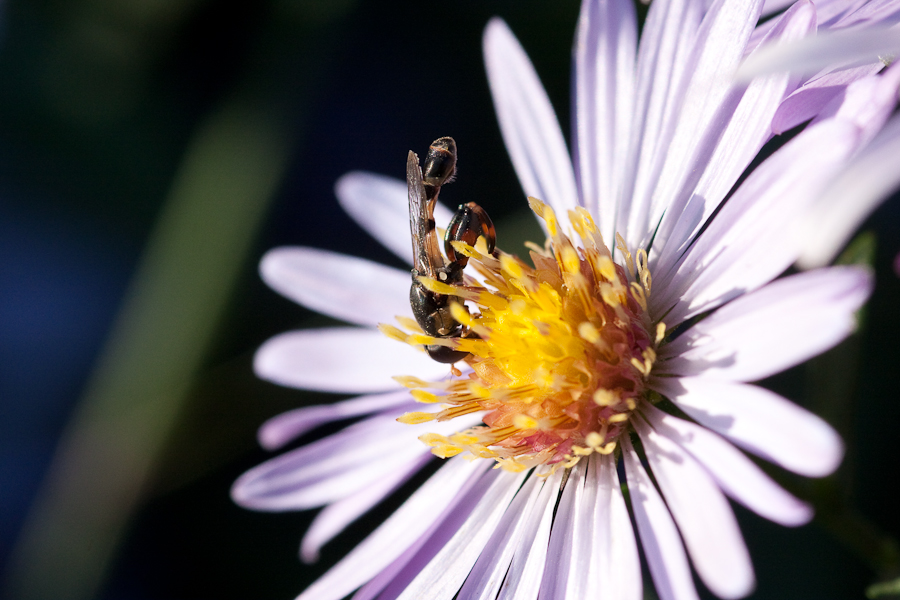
0, 1, 898, 599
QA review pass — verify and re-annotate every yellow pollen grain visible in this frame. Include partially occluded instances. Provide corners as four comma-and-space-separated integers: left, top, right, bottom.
378, 323, 408, 343
418, 433, 446, 446
500, 254, 523, 279
608, 413, 630, 424
585, 431, 604, 448
578, 322, 600, 344
656, 322, 666, 344
597, 441, 617, 454
397, 412, 435, 424
432, 445, 463, 458
449, 240, 480, 259
594, 389, 618, 406
594, 254, 617, 282
513, 414, 539, 429
449, 302, 474, 327
411, 389, 440, 404
392, 375, 440, 389
561, 247, 581, 274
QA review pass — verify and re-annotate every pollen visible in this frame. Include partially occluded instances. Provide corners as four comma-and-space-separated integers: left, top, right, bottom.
389, 198, 663, 472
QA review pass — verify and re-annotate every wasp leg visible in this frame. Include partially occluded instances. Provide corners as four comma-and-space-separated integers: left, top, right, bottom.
444, 202, 497, 266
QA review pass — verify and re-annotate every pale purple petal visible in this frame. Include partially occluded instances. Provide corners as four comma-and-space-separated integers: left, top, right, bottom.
497, 470, 561, 600
738, 25, 900, 81
351, 467, 497, 600
395, 469, 529, 600
772, 64, 883, 134
300, 453, 432, 562
650, 376, 844, 477
761, 0, 796, 17
483, 19, 579, 222
635, 417, 755, 599
798, 116, 900, 267
621, 0, 702, 244
296, 457, 491, 600
232, 415, 431, 511
653, 119, 861, 324
456, 475, 544, 600
254, 328, 454, 393
642, 403, 812, 526
809, 62, 900, 141
258, 389, 417, 451
623, 0, 764, 250
260, 247, 411, 327
653, 0, 816, 275
539, 462, 587, 598
658, 266, 873, 382
623, 436, 700, 600
572, 0, 637, 238
587, 453, 642, 600
335, 171, 453, 264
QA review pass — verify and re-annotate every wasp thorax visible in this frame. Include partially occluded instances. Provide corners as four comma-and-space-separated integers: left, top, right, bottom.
393, 198, 663, 473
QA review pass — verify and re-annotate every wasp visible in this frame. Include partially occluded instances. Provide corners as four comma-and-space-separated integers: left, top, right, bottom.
407, 137, 496, 364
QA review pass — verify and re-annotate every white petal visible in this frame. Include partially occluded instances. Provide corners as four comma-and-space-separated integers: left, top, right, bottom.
483, 19, 579, 223
260, 247, 411, 327
572, 0, 637, 238
587, 453, 642, 600
456, 475, 544, 600
396, 469, 529, 600
254, 327, 454, 393
642, 403, 812, 526
623, 437, 700, 600
658, 267, 873, 382
738, 25, 900, 81
653, 119, 861, 324
635, 417, 755, 599
798, 113, 900, 267
300, 453, 431, 562
539, 462, 587, 598
651, 376, 844, 477
335, 171, 453, 264
258, 389, 416, 450
497, 470, 561, 600
652, 0, 816, 275
297, 457, 491, 600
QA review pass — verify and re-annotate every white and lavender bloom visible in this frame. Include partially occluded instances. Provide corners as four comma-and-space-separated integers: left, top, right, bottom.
232, 1, 900, 599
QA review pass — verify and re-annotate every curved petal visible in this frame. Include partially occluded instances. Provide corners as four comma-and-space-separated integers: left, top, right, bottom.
651, 376, 844, 477
300, 453, 432, 562
297, 457, 491, 600
254, 328, 454, 393
572, 0, 637, 238
642, 403, 812, 526
257, 389, 416, 450
798, 114, 900, 267
635, 417, 755, 599
658, 266, 873, 382
622, 436, 699, 600
483, 18, 579, 222
260, 247, 411, 327
335, 171, 453, 264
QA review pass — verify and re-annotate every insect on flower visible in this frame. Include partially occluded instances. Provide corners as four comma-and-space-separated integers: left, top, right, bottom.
407, 137, 496, 364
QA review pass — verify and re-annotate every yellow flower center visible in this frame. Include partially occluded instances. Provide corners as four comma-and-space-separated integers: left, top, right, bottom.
382, 198, 664, 473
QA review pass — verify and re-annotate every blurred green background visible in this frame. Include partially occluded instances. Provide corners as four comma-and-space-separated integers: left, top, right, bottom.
0, 1, 898, 599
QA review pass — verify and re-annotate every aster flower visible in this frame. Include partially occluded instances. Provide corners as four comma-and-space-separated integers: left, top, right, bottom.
233, 1, 900, 599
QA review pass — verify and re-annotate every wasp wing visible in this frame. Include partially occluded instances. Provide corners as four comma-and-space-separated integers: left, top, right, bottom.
407, 150, 441, 277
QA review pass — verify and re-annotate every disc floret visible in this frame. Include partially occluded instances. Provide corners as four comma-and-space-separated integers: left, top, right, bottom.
386, 198, 663, 472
